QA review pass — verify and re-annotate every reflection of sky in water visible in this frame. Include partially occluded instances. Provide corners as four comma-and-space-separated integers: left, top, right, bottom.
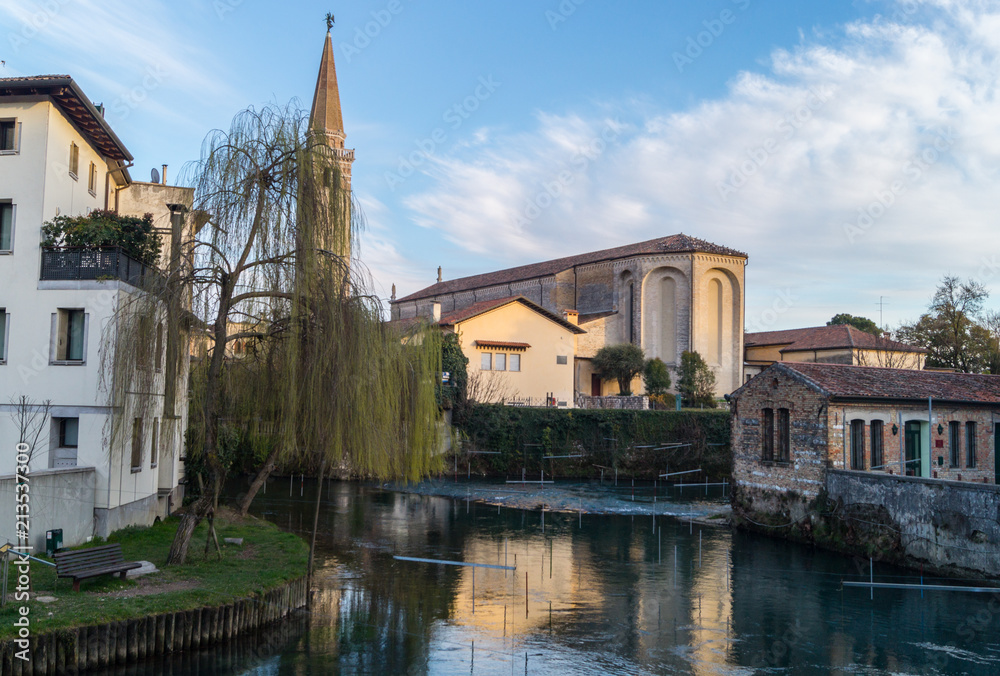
105, 480, 1000, 675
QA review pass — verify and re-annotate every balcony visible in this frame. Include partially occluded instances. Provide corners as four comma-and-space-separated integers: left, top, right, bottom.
40, 247, 159, 287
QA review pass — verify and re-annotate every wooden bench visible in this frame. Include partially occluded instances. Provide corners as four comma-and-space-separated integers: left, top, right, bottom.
54, 544, 142, 592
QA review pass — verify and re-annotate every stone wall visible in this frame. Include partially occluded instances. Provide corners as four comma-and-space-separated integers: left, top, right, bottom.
826, 470, 1000, 577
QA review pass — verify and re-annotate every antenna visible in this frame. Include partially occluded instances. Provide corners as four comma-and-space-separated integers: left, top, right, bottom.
151, 167, 160, 184
876, 296, 890, 330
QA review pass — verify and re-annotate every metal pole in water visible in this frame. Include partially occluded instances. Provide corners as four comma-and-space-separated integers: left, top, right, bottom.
301, 474, 304, 497
615, 468, 618, 486
674, 545, 677, 587
289, 474, 292, 496
525, 572, 529, 617
658, 527, 661, 564
870, 558, 874, 601
699, 531, 702, 568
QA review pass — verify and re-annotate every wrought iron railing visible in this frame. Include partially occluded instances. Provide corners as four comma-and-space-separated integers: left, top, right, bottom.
40, 246, 158, 287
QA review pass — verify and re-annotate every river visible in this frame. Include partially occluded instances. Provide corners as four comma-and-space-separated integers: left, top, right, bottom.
105, 479, 1000, 675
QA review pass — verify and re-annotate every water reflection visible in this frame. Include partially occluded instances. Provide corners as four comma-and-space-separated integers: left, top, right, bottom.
107, 480, 1000, 675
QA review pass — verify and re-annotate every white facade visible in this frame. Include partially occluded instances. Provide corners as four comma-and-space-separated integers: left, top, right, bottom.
0, 77, 188, 549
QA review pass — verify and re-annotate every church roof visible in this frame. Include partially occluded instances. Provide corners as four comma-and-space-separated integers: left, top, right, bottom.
309, 31, 344, 136
397, 234, 746, 303
745, 325, 925, 354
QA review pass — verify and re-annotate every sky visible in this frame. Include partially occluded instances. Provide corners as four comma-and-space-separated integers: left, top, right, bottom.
3, 0, 1000, 332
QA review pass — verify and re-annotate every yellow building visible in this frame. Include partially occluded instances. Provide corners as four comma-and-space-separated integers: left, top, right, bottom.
436, 296, 585, 407
744, 325, 926, 382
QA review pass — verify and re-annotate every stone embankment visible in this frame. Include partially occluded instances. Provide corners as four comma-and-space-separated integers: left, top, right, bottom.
0, 577, 307, 675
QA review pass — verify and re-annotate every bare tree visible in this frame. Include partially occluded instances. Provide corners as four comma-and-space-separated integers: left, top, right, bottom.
9, 396, 52, 549
466, 370, 519, 404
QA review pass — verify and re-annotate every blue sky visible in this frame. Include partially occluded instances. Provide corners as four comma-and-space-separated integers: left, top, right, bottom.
3, 0, 1000, 331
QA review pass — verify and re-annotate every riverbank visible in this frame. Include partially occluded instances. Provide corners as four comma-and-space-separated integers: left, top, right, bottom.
388, 478, 732, 526
0, 510, 308, 641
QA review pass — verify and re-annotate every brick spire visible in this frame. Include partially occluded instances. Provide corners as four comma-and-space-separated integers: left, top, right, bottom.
309, 29, 346, 149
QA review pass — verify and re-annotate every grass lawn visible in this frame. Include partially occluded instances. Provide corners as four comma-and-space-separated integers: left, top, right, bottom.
0, 512, 308, 640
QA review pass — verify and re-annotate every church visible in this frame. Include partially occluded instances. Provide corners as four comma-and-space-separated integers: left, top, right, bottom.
390, 234, 747, 401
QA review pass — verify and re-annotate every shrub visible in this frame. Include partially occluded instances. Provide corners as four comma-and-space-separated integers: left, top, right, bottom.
643, 358, 672, 395
42, 209, 162, 267
592, 343, 645, 395
677, 350, 717, 408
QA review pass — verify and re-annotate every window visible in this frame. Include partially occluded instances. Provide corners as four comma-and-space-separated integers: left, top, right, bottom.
495, 353, 506, 371
69, 143, 79, 178
850, 419, 865, 470
949, 421, 961, 468
777, 408, 790, 462
966, 421, 977, 468
58, 418, 79, 448
509, 354, 521, 372
88, 162, 97, 195
556, 355, 568, 365
0, 309, 7, 363
131, 418, 143, 471
481, 353, 492, 370
151, 418, 159, 468
54, 309, 86, 362
762, 408, 774, 461
870, 420, 884, 469
0, 120, 17, 153
0, 202, 13, 252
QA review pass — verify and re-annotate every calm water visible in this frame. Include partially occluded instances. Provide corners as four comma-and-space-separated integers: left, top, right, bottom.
114, 479, 1000, 675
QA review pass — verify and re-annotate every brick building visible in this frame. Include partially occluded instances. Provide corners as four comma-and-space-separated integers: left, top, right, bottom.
731, 362, 999, 505
391, 234, 747, 397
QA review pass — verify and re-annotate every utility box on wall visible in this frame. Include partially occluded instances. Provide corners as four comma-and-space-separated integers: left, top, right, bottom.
45, 529, 63, 557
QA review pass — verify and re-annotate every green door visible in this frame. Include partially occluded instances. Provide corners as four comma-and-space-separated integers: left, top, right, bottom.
905, 422, 922, 477
995, 423, 999, 484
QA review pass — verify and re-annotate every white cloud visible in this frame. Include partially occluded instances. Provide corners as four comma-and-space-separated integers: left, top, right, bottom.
395, 1, 1000, 330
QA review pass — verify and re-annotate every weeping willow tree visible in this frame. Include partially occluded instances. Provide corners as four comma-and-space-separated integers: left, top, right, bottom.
103, 102, 443, 566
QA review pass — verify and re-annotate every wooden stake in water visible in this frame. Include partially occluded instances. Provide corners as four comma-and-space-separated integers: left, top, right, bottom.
674, 545, 677, 587
300, 474, 304, 497
525, 571, 529, 617
472, 566, 476, 614
289, 474, 293, 496
699, 530, 702, 568
658, 527, 661, 564
871, 558, 874, 601
505, 537, 508, 576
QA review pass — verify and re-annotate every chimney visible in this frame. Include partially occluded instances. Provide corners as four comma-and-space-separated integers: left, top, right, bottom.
431, 301, 441, 323
161, 164, 168, 185
437, 266, 443, 284
563, 310, 579, 326
391, 283, 396, 301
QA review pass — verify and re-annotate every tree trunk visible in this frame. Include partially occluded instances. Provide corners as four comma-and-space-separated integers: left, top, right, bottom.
166, 493, 211, 565
238, 445, 281, 516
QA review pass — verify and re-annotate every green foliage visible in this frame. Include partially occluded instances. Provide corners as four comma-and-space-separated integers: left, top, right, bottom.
677, 350, 717, 408
643, 357, 672, 395
897, 275, 995, 373
457, 404, 730, 478
438, 332, 469, 410
828, 313, 880, 335
592, 343, 645, 395
42, 209, 162, 266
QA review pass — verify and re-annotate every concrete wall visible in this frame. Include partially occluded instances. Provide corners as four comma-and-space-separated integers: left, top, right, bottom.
827, 469, 1000, 577
0, 467, 95, 552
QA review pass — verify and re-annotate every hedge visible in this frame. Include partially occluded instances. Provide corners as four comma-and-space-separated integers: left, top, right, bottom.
454, 404, 732, 479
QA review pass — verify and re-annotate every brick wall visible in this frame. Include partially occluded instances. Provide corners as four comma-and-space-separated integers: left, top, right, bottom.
731, 367, 829, 500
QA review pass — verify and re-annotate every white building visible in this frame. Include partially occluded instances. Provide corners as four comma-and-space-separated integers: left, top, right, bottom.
0, 75, 190, 552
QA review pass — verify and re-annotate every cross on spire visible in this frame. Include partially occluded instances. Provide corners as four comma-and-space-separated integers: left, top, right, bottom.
325, 12, 335, 32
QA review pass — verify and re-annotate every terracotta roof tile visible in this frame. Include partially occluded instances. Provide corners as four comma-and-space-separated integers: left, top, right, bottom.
777, 362, 1000, 403
397, 234, 746, 303
745, 325, 925, 354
